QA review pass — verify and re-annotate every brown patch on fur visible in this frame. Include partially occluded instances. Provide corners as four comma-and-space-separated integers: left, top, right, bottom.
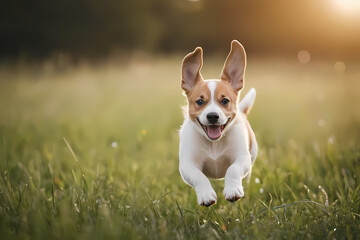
243, 107, 249, 115
186, 80, 210, 121
220, 40, 246, 92
181, 47, 203, 93
215, 81, 239, 121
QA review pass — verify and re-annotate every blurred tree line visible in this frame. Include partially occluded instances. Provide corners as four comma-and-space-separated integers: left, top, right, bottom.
1, 0, 359, 59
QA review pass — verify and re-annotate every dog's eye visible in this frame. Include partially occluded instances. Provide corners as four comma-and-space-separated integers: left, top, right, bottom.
196, 99, 205, 106
221, 98, 230, 105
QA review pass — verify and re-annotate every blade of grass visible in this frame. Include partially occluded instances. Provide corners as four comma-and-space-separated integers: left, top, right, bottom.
63, 137, 79, 163
257, 199, 330, 215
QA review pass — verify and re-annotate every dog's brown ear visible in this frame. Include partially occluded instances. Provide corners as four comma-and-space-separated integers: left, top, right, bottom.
181, 47, 203, 93
221, 40, 246, 92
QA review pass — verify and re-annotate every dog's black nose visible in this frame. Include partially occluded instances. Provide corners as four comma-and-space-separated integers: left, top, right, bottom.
207, 112, 219, 124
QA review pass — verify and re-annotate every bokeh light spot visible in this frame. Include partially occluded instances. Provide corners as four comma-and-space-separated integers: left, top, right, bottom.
318, 119, 326, 127
328, 136, 336, 144
111, 141, 118, 148
297, 50, 311, 64
334, 61, 346, 73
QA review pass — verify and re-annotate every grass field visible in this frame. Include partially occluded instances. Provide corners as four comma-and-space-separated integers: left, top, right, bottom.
0, 55, 359, 239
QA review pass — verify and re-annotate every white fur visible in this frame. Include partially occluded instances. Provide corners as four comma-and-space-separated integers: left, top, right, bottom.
179, 85, 257, 206
239, 88, 256, 115
197, 80, 228, 127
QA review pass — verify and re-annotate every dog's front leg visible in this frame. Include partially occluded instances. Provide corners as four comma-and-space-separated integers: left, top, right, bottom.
223, 155, 251, 202
179, 162, 217, 207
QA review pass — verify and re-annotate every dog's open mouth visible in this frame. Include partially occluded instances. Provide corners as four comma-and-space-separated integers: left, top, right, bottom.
196, 118, 231, 140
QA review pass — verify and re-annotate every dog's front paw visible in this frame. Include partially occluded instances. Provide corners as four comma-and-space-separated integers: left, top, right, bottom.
196, 187, 217, 207
223, 185, 244, 202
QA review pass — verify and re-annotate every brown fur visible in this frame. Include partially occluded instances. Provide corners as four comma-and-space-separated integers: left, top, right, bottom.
181, 47, 203, 94
214, 81, 239, 122
186, 80, 240, 123
220, 41, 246, 92
187, 80, 210, 121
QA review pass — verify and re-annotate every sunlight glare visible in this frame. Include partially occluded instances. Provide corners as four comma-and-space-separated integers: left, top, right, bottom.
333, 0, 360, 14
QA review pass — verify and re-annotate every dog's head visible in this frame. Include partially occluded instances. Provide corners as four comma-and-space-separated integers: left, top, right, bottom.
181, 40, 246, 141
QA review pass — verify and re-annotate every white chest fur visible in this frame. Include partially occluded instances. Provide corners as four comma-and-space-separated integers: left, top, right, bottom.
179, 115, 250, 179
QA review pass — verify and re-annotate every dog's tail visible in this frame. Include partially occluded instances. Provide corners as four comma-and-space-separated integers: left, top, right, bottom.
239, 88, 256, 116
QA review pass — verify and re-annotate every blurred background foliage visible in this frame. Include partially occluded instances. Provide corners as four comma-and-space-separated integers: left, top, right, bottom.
1, 0, 360, 60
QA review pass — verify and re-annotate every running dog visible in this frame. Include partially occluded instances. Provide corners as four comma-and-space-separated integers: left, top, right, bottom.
179, 40, 258, 206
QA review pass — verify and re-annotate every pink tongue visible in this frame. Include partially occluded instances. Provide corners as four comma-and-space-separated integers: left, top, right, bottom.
207, 125, 222, 139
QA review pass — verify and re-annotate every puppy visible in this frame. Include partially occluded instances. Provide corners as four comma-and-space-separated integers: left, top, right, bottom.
179, 40, 258, 206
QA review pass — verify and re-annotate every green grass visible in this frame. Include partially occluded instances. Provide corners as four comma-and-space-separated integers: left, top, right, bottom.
0, 56, 359, 239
